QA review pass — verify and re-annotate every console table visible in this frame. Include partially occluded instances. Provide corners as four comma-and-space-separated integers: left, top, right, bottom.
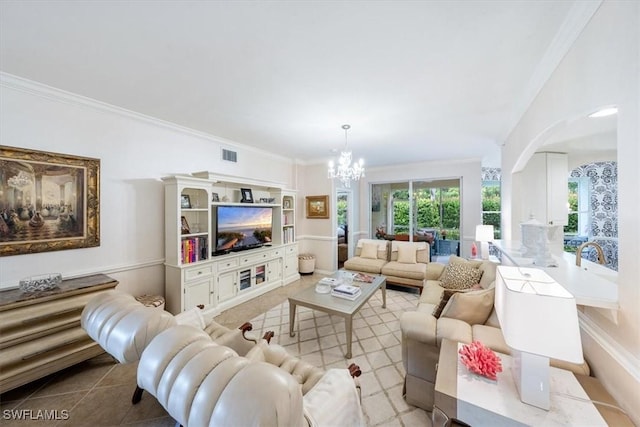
0, 274, 118, 393
434, 339, 609, 426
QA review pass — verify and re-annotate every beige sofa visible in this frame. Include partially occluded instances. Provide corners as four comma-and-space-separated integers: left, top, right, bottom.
343, 238, 389, 274
344, 239, 438, 292
400, 256, 591, 411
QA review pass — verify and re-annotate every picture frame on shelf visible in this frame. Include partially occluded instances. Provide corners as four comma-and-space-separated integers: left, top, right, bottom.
240, 188, 253, 203
284, 200, 291, 209
181, 194, 191, 208
181, 216, 190, 234
306, 195, 329, 219
212, 192, 219, 203
0, 146, 101, 256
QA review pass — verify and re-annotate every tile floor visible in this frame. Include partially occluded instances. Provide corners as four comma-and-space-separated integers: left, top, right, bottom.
0, 273, 432, 426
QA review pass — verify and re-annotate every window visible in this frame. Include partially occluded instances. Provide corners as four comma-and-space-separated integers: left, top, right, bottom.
481, 181, 501, 239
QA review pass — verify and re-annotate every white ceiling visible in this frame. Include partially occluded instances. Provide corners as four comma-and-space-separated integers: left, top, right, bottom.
0, 1, 582, 167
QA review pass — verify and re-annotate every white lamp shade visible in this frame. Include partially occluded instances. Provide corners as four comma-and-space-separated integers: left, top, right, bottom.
494, 266, 583, 363
475, 225, 494, 242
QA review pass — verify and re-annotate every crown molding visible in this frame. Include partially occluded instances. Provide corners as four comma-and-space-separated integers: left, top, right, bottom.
503, 0, 603, 143
0, 72, 292, 164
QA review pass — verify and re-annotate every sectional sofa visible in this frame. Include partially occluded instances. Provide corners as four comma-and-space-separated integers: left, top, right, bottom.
343, 238, 440, 292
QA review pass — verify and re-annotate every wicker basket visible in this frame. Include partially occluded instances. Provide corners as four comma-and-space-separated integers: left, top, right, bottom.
298, 254, 316, 274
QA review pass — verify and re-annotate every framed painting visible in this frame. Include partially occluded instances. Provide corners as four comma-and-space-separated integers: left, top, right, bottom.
0, 146, 101, 256
306, 195, 329, 219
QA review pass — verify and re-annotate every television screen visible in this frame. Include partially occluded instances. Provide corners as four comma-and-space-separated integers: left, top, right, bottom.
215, 205, 273, 252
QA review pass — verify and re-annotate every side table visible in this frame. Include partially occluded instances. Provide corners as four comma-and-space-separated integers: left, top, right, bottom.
434, 339, 609, 426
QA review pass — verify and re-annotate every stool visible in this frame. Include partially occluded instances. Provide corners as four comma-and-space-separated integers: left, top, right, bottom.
135, 294, 165, 310
298, 254, 316, 275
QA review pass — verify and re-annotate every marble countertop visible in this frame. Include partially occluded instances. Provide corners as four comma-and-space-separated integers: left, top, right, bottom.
492, 240, 618, 310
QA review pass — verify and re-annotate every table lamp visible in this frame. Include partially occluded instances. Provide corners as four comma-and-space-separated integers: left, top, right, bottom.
475, 225, 494, 260
494, 266, 583, 410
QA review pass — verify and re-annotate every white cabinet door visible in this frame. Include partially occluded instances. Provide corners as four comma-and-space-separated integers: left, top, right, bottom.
546, 153, 569, 226
217, 271, 237, 303
267, 259, 283, 283
184, 278, 212, 311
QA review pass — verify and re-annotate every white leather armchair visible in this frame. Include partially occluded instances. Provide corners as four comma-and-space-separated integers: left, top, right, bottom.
138, 325, 365, 427
81, 290, 261, 404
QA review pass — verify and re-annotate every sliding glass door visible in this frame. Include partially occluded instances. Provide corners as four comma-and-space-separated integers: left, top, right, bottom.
371, 179, 461, 258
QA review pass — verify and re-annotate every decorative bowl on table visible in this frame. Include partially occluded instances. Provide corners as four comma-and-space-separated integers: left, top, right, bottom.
19, 273, 62, 293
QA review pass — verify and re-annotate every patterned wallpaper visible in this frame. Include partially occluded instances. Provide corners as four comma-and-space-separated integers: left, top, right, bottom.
570, 161, 618, 270
482, 167, 501, 181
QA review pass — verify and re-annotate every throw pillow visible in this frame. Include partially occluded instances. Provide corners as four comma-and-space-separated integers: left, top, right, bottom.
439, 263, 483, 290
432, 289, 459, 318
360, 242, 379, 259
441, 288, 495, 325
397, 245, 417, 264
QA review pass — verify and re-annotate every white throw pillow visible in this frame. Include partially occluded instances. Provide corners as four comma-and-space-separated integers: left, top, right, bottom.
360, 242, 379, 259
397, 245, 417, 264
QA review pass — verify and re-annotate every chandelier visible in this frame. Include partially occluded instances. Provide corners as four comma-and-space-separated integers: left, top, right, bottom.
327, 124, 365, 188
8, 171, 32, 189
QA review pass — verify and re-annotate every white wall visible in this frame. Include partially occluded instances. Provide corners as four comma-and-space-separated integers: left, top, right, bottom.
0, 75, 296, 294
363, 159, 483, 258
502, 2, 640, 421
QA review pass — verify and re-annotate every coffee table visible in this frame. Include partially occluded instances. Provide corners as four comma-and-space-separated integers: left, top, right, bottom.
288, 271, 386, 359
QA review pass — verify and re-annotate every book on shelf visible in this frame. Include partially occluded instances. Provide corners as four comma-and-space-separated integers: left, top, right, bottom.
181, 236, 208, 264
331, 288, 361, 301
333, 284, 361, 296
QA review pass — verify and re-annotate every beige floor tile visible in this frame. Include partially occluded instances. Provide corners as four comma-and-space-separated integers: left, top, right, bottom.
362, 391, 397, 425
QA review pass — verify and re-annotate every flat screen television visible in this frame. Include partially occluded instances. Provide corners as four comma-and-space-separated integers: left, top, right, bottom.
214, 205, 273, 254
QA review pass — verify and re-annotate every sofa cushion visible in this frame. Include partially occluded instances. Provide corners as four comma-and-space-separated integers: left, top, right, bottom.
441, 288, 494, 325
397, 244, 417, 263
360, 242, 379, 259
344, 257, 387, 274
439, 263, 483, 290
381, 261, 427, 281
478, 261, 497, 289
420, 280, 444, 305
355, 238, 388, 260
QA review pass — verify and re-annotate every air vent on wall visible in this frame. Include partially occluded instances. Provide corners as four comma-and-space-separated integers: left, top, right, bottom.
222, 148, 238, 163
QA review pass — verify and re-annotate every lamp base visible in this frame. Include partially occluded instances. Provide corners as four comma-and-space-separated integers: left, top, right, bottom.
511, 350, 550, 410
480, 241, 490, 260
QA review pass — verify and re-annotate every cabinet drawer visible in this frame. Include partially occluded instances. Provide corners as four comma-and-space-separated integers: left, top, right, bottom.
239, 251, 272, 266
0, 292, 97, 334
216, 257, 239, 272
184, 265, 214, 281
286, 245, 298, 255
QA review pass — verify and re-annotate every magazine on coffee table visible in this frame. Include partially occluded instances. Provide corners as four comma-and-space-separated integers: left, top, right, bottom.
353, 273, 375, 283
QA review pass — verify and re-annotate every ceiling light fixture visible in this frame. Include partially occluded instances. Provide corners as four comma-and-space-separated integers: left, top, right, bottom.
328, 124, 365, 188
588, 106, 618, 118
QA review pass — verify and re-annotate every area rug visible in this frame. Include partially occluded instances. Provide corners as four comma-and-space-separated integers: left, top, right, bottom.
248, 288, 432, 427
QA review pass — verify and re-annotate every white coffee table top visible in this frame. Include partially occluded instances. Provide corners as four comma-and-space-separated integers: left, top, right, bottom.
436, 340, 607, 426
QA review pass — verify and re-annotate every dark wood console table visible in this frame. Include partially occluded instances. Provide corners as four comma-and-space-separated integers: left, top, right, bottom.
0, 274, 118, 393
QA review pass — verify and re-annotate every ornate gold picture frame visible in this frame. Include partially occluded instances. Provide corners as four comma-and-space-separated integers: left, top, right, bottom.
306, 195, 329, 219
0, 146, 100, 256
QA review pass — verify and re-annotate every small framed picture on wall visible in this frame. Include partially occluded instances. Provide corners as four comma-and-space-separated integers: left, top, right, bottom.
306, 195, 329, 219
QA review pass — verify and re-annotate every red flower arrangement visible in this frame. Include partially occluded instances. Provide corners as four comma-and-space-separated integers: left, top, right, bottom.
459, 341, 503, 380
